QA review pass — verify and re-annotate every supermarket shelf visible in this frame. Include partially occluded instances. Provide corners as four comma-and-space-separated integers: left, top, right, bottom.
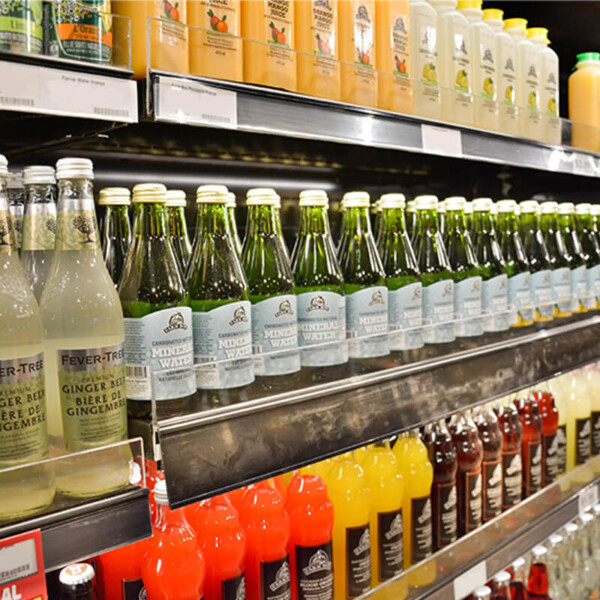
157, 314, 600, 509
0, 486, 152, 572
147, 71, 600, 178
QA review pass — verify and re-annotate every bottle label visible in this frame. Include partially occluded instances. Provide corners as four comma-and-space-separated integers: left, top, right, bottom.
296, 291, 347, 367
482, 274, 508, 332
346, 525, 371, 598
294, 542, 333, 600
524, 441, 542, 497
197, 0, 241, 56
482, 460, 502, 522
478, 28, 496, 101
498, 40, 516, 107
346, 286, 389, 359
422, 279, 454, 344
309, 0, 336, 74
524, 47, 539, 111
222, 573, 245, 600
0, 353, 48, 464
263, 0, 294, 66
556, 424, 567, 475
252, 295, 300, 376
465, 470, 482, 533
390, 10, 410, 80
586, 264, 600, 309
0, 0, 43, 54
576, 417, 591, 465
434, 482, 457, 549
592, 411, 600, 456
55, 199, 99, 251
416, 18, 438, 86
57, 343, 127, 451
508, 271, 534, 325
22, 203, 56, 251
377, 510, 403, 582
261, 557, 291, 600
571, 265, 587, 312
0, 209, 10, 253
542, 432, 558, 486
122, 579, 145, 600
410, 495, 432, 564
352, 3, 374, 73
450, 19, 470, 94
551, 267, 571, 314
502, 451, 522, 509
8, 204, 23, 250
453, 276, 482, 337
531, 270, 554, 319
389, 282, 423, 350
193, 301, 254, 389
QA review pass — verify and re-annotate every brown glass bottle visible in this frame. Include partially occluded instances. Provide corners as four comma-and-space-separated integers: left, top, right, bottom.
515, 395, 543, 499
494, 399, 523, 511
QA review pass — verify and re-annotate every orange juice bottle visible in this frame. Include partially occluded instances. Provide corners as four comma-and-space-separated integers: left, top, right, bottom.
375, 0, 412, 115
338, 0, 378, 107
295, 0, 340, 100
112, 0, 189, 79
188, 0, 243, 81
569, 52, 600, 153
242, 0, 297, 92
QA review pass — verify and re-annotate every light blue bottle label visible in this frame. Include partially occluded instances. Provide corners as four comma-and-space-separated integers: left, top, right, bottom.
454, 276, 482, 337
124, 307, 196, 401
508, 272, 534, 325
296, 291, 348, 367
551, 267, 571, 315
482, 274, 509, 332
587, 264, 600, 309
389, 282, 423, 350
252, 295, 301, 376
346, 286, 390, 358
192, 301, 254, 389
422, 279, 455, 344
531, 270, 554, 318
571, 265, 587, 312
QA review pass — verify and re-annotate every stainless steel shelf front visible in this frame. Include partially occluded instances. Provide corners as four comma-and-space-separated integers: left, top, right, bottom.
157, 315, 600, 509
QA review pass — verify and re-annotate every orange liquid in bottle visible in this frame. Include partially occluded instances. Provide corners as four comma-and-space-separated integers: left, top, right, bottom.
100, 540, 146, 599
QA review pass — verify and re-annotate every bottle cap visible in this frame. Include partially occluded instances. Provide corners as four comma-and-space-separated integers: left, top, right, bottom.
56, 157, 94, 180
504, 18, 528, 32
226, 193, 237, 209
519, 200, 539, 213
154, 479, 169, 505
444, 196, 466, 211
580, 512, 594, 524
531, 545, 547, 559
593, 503, 600, 514
414, 195, 438, 210
512, 557, 526, 569
342, 191, 370, 208
465, 202, 473, 215
473, 586, 491, 599
490, 203, 498, 216
132, 183, 167, 204
99, 187, 131, 206
482, 8, 503, 21
576, 203, 591, 215
577, 52, 600, 65
564, 522, 578, 533
497, 199, 517, 213
299, 189, 329, 207
591, 205, 600, 217
0, 154, 7, 178
59, 563, 95, 586
527, 27, 549, 43
473, 197, 493, 211
437, 201, 446, 214
23, 166, 56, 186
457, 0, 482, 10
196, 184, 229, 204
549, 533, 563, 545
379, 193, 406, 209
540, 200, 558, 214
558, 202, 575, 215
247, 187, 281, 206
166, 189, 187, 207
7, 170, 23, 189
493, 571, 511, 583
406, 200, 416, 213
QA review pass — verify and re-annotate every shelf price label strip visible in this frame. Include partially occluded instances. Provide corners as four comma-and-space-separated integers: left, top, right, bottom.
421, 124, 463, 158
578, 482, 599, 515
453, 561, 487, 600
0, 529, 47, 600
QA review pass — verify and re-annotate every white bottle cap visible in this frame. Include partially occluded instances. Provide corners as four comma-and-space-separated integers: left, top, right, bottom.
299, 189, 329, 207
56, 157, 94, 180
531, 545, 547, 559
166, 190, 187, 207
558, 202, 575, 215
493, 571, 511, 583
497, 199, 517, 213
540, 201, 558, 214
592, 206, 600, 217
564, 522, 578, 533
548, 533, 563, 545
59, 563, 95, 586
474, 586, 491, 599
473, 197, 493, 211
23, 165, 56, 186
406, 200, 416, 213
580, 512, 594, 524
520, 200, 539, 214
7, 170, 23, 189
153, 479, 169, 505
196, 184, 229, 204
0, 154, 7, 178
414, 195, 438, 210
444, 196, 466, 211
342, 191, 370, 208
132, 183, 167, 204
576, 203, 592, 215
512, 557, 526, 569
226, 193, 237, 209
593, 503, 600, 515
437, 201, 446, 213
247, 187, 281, 206
379, 193, 406, 209
99, 187, 131, 206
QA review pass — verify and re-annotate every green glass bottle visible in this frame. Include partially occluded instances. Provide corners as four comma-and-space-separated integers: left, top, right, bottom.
559, 202, 589, 314
165, 190, 192, 278
540, 201, 571, 318
292, 189, 348, 367
592, 205, 600, 234
227, 192, 243, 258
405, 200, 417, 242
337, 191, 389, 358
575, 203, 600, 310
242, 188, 300, 376
437, 200, 447, 240
519, 200, 554, 322
188, 185, 254, 389
472, 198, 509, 332
465, 201, 473, 235
372, 197, 383, 245
99, 187, 131, 286
496, 200, 534, 327
336, 197, 347, 252
413, 195, 454, 344
444, 196, 482, 337
118, 184, 195, 420
378, 193, 423, 350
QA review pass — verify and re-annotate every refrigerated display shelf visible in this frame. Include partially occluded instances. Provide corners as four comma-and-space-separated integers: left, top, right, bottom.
155, 313, 600, 509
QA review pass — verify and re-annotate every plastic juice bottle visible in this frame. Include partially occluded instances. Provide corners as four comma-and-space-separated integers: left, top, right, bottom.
409, 0, 441, 120
375, 0, 412, 114
361, 443, 404, 585
241, 0, 296, 91
565, 371, 591, 470
325, 457, 371, 600
519, 200, 554, 322
458, 0, 498, 131
429, 0, 473, 127
377, 193, 424, 351
569, 52, 600, 153
413, 195, 454, 344
575, 204, 600, 310
240, 481, 291, 600
444, 195, 482, 338
494, 397, 523, 510
504, 18, 540, 140
527, 546, 551, 600
100, 540, 146, 599
295, 0, 340, 100
189, 0, 242, 81
532, 385, 559, 487
515, 394, 542, 498
112, 0, 189, 79
143, 481, 206, 600
482, 9, 518, 135
338, 0, 377, 107
548, 375, 568, 477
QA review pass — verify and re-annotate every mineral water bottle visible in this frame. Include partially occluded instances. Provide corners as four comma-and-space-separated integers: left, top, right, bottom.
98, 187, 131, 286
165, 189, 192, 277
575, 203, 600, 309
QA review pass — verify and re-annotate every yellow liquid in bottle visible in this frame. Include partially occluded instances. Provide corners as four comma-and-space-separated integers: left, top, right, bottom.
565, 371, 592, 479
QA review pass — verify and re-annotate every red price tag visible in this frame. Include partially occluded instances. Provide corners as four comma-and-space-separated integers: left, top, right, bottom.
0, 530, 47, 600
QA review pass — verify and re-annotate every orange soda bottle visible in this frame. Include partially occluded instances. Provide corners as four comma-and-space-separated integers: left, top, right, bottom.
99, 539, 146, 599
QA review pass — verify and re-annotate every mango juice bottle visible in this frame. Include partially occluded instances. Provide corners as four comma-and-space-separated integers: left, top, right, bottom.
189, 0, 242, 81
295, 0, 340, 100
375, 0, 412, 115
338, 0, 377, 108
569, 52, 600, 153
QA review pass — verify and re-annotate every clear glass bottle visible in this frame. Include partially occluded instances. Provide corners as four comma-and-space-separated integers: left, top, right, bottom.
99, 187, 131, 287
227, 192, 243, 258
527, 545, 551, 600
165, 189, 192, 278
575, 203, 600, 310
7, 169, 24, 252
546, 533, 567, 600
491, 570, 511, 600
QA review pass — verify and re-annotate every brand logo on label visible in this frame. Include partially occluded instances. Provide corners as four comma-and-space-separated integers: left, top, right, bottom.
580, 420, 591, 438
505, 57, 515, 71
47, 218, 56, 235
542, 272, 551, 285
500, 277, 507, 290
269, 562, 291, 592
562, 270, 570, 282
483, 48, 493, 63
506, 454, 522, 475
302, 549, 332, 575
275, 299, 294, 318
471, 474, 482, 498
472, 279, 481, 293
164, 311, 188, 334
384, 513, 403, 540
0, 216, 9, 246
306, 295, 329, 313
455, 37, 467, 55
422, 29, 431, 46
394, 17, 407, 34
417, 498, 432, 524
595, 418, 600, 430
556, 428, 566, 444
229, 306, 249, 326
548, 72, 556, 84
314, 0, 332, 9
412, 286, 422, 300
72, 215, 94, 243
524, 274, 531, 286
369, 290, 385, 306
489, 464, 502, 486
356, 4, 371, 23
532, 444, 542, 465
528, 65, 537, 78
353, 529, 371, 556
443, 283, 453, 297
236, 577, 246, 600
139, 588, 147, 600
444, 486, 457, 510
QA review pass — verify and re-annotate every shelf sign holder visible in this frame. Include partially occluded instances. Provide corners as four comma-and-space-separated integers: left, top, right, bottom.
421, 124, 463, 157
453, 561, 487, 600
578, 482, 599, 515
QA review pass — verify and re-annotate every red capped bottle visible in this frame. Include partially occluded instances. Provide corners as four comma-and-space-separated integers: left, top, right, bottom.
527, 546, 551, 599
515, 394, 543, 498
494, 398, 523, 510
532, 384, 559, 487
490, 570, 511, 600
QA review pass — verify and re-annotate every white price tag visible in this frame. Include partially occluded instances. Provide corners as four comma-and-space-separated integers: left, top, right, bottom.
0, 539, 38, 585
421, 124, 463, 157
578, 483, 599, 515
453, 561, 487, 600
573, 152, 597, 176
157, 75, 238, 129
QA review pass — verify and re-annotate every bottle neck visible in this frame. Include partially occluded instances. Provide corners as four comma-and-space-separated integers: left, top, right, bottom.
299, 205, 332, 236
0, 179, 15, 255
26, 183, 56, 205
154, 502, 186, 532
520, 212, 539, 234
166, 205, 189, 238
473, 210, 494, 234
416, 208, 439, 236
342, 206, 372, 237
247, 204, 280, 235
446, 209, 466, 234
105, 205, 130, 238
195, 202, 230, 236
575, 213, 592, 232
497, 212, 518, 234
133, 202, 168, 237
540, 212, 557, 234
380, 207, 407, 235
558, 212, 575, 232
